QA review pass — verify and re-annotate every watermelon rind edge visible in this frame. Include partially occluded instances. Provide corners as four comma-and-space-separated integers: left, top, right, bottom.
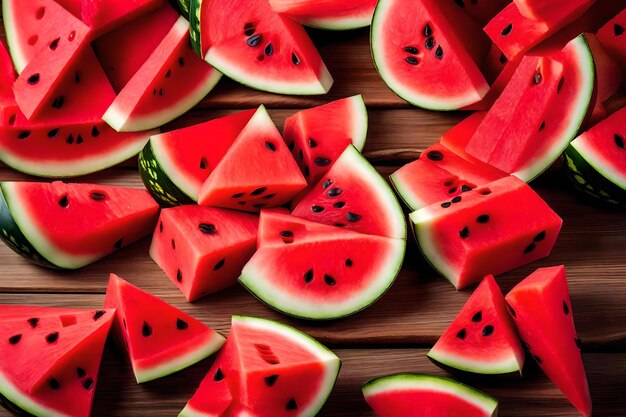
347, 94, 368, 152
426, 348, 523, 376
0, 369, 69, 417
2, 0, 27, 73
292, 15, 373, 31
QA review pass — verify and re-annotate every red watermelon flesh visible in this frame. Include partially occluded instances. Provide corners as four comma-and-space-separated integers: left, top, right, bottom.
268, 0, 377, 30
198, 106, 307, 212
0, 40, 18, 125
81, 0, 166, 36
0, 181, 159, 269
181, 316, 341, 417
291, 146, 406, 239
149, 205, 259, 302
0, 307, 114, 417
506, 266, 592, 417
439, 112, 487, 156
514, 0, 594, 22
586, 34, 624, 124
390, 142, 506, 211
428, 275, 524, 375
410, 176, 562, 289
104, 274, 225, 383
103, 16, 222, 132
597, 8, 626, 71
453, 0, 512, 26
467, 51, 523, 111
93, 5, 179, 93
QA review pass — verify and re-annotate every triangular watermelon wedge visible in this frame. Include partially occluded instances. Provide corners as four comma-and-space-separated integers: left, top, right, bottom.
197, 106, 307, 211
428, 275, 525, 376
0, 307, 114, 417
104, 274, 226, 383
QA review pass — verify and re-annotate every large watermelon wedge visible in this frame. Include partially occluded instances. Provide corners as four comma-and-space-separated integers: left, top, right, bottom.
180, 315, 340, 417
240, 210, 405, 320
0, 182, 159, 269
0, 307, 114, 417
104, 274, 225, 383
269, 0, 377, 30
362, 374, 498, 417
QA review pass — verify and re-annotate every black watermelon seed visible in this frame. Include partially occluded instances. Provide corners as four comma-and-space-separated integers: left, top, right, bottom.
49, 378, 60, 390
265, 141, 276, 151
200, 157, 208, 169
153, 89, 157, 95
291, 52, 300, 65
423, 23, 433, 37
479, 189, 492, 195
93, 310, 105, 321
456, 328, 466, 339
75, 72, 80, 84
76, 134, 84, 145
575, 337, 582, 349
28, 318, 39, 328
461, 185, 472, 192
263, 193, 276, 200
539, 121, 546, 131
451, 196, 462, 204
232, 192, 245, 198
83, 378, 94, 390
454, 0, 465, 8
49, 37, 60, 50
18, 131, 31, 139
533, 71, 542, 85
322, 179, 333, 189
483, 325, 494, 336
521, 340, 530, 351
304, 269, 314, 283
27, 73, 40, 85
213, 258, 225, 270
176, 318, 189, 330
333, 201, 346, 209
472, 311, 482, 322
327, 188, 343, 197
507, 305, 516, 318
563, 300, 569, 315
264, 43, 273, 56
142, 322, 152, 337
91, 192, 106, 201
303, 165, 310, 178
405, 56, 419, 65
557, 76, 565, 93
286, 398, 298, 410
403, 46, 418, 54
253, 203, 265, 208
615, 134, 625, 149
288, 141, 295, 151
499, 53, 508, 64
238, 201, 246, 206
165, 69, 171, 78
345, 258, 353, 267
315, 157, 331, 167
427, 150, 443, 161
159, 222, 163, 233
178, 57, 185, 67
324, 274, 336, 286
91, 126, 100, 137
46, 332, 59, 343
199, 223, 217, 234
346, 212, 361, 222
176, 269, 182, 282
459, 227, 470, 239
8, 334, 21, 344
312, 205, 324, 213
299, 149, 304, 161
244, 22, 255, 35
58, 196, 69, 208
281, 231, 294, 238
615, 24, 625, 36
265, 374, 279, 386
171, 239, 176, 249
77, 367, 86, 378
52, 96, 64, 109
533, 354, 542, 364
435, 46, 444, 60
524, 243, 536, 254
308, 138, 317, 148
334, 223, 346, 227
534, 231, 546, 242
425, 37, 435, 50
501, 23, 513, 36
476, 214, 490, 223
441, 202, 452, 208
48, 128, 59, 138
251, 187, 267, 195
158, 89, 163, 97
214, 368, 225, 381
114, 238, 123, 249
247, 34, 262, 47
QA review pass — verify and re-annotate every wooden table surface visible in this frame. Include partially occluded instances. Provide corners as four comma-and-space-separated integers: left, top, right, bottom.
1, 25, 625, 417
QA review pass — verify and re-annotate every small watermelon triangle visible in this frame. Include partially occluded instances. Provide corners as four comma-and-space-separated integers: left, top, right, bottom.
104, 274, 225, 383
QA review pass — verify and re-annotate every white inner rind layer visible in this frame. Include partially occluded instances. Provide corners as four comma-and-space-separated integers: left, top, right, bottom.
390, 173, 427, 212
2, 0, 27, 73
347, 95, 368, 152
570, 136, 626, 191
298, 14, 372, 31
362, 374, 498, 416
0, 369, 70, 417
427, 348, 522, 375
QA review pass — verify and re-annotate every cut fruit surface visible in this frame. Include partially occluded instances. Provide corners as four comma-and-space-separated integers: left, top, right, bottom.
362, 373, 498, 417
239, 210, 405, 320
150, 205, 259, 301
269, 0, 377, 30
506, 266, 592, 417
0, 182, 159, 269
514, 0, 594, 22
104, 274, 225, 383
428, 275, 524, 375
80, 0, 166, 36
410, 176, 562, 289
292, 146, 406, 239
371, 0, 490, 110
597, 8, 626, 71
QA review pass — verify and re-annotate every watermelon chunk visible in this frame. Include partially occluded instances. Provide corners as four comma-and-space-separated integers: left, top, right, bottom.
362, 374, 498, 417
0, 182, 159, 269
0, 307, 114, 417
103, 16, 222, 132
198, 106, 307, 212
104, 274, 225, 383
514, 0, 594, 22
80, 0, 166, 36
180, 315, 341, 417
150, 206, 259, 301
506, 265, 592, 417
283, 96, 368, 187
410, 176, 562, 289
240, 210, 405, 320
371, 0, 490, 110
428, 275, 525, 375
269, 0, 377, 30
292, 146, 406, 239
597, 8, 626, 71
139, 109, 256, 206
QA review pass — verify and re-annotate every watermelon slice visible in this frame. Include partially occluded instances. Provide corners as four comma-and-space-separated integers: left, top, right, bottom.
103, 16, 222, 132
390, 142, 506, 211
566, 106, 626, 206
240, 210, 405, 320
150, 206, 259, 301
197, 106, 307, 211
139, 109, 256, 206
193, 0, 333, 94
362, 374, 498, 417
283, 96, 368, 186
104, 274, 225, 383
428, 275, 525, 375
506, 266, 592, 417
291, 146, 406, 239
514, 0, 594, 22
410, 176, 562, 289
0, 182, 159, 269
80, 0, 166, 36
371, 0, 490, 110
597, 8, 626, 71
268, 0, 377, 30
0, 307, 114, 417
180, 315, 341, 417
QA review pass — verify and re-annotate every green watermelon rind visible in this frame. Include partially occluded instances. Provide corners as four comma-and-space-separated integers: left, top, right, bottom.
290, 15, 373, 31
2, 0, 28, 73
389, 171, 428, 212
138, 140, 197, 207
188, 0, 204, 57
426, 348, 523, 376
362, 373, 498, 416
177, 0, 190, 19
0, 370, 69, 417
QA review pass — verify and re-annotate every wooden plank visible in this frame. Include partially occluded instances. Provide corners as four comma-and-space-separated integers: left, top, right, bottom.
0, 349, 622, 417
